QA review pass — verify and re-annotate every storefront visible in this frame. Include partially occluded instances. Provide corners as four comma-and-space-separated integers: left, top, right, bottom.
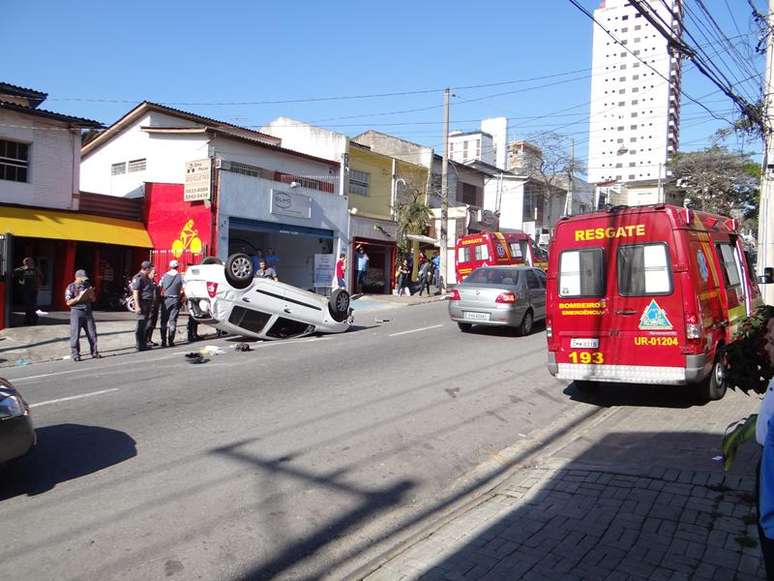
350, 215, 398, 294
0, 204, 152, 328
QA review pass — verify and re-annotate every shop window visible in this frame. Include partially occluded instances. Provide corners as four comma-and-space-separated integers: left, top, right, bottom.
618, 244, 672, 295
350, 169, 370, 196
560, 249, 605, 298
111, 162, 126, 176
128, 158, 146, 173
0, 139, 30, 182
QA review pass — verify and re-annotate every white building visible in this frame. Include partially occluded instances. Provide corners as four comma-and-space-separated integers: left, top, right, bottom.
80, 102, 347, 291
586, 0, 682, 193
449, 131, 495, 166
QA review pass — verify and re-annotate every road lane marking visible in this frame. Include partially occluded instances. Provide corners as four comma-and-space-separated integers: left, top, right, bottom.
388, 324, 444, 337
8, 336, 330, 384
30, 388, 119, 408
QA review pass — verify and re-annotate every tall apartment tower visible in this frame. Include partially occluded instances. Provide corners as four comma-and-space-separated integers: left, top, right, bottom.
587, 0, 682, 186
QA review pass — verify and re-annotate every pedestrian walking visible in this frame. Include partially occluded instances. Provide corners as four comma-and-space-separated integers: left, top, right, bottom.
417, 259, 432, 296
145, 267, 162, 346
355, 245, 369, 293
335, 253, 346, 289
432, 252, 441, 292
65, 269, 99, 361
256, 259, 278, 281
160, 259, 184, 347
14, 257, 43, 325
131, 260, 155, 351
397, 259, 410, 296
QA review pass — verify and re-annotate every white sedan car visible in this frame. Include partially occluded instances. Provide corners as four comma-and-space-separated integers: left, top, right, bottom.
184, 254, 352, 340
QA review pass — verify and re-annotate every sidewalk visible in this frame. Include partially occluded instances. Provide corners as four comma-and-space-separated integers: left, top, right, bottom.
361, 386, 766, 581
0, 311, 218, 368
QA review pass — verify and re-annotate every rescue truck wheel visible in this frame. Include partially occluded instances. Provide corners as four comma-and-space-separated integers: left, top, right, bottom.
225, 253, 255, 289
457, 322, 473, 332
518, 310, 534, 336
701, 359, 727, 401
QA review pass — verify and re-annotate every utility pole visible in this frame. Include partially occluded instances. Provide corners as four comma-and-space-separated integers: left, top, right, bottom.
440, 88, 450, 292
758, 0, 774, 305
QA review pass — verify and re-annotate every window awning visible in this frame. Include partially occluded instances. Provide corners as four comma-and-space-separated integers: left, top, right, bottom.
0, 205, 152, 248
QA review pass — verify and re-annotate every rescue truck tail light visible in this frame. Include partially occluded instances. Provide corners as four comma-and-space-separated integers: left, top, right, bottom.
449, 289, 461, 301
495, 291, 518, 304
685, 313, 701, 340
206, 282, 219, 298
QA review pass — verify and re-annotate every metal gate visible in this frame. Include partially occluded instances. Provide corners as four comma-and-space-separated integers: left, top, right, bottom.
149, 246, 210, 271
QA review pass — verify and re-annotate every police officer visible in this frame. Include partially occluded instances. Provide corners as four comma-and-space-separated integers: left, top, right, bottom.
160, 259, 184, 347
65, 269, 99, 361
131, 260, 155, 351
144, 266, 162, 346
14, 257, 43, 325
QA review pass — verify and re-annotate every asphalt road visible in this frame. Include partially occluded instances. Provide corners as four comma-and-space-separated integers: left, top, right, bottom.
0, 301, 579, 581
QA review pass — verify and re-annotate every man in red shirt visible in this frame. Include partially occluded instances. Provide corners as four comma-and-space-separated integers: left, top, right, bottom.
335, 253, 346, 289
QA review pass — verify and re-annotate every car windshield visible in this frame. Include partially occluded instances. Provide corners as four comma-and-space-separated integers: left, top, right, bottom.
464, 268, 520, 286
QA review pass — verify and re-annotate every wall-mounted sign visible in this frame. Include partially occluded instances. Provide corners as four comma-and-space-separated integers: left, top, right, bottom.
184, 159, 212, 202
314, 253, 335, 288
270, 189, 312, 220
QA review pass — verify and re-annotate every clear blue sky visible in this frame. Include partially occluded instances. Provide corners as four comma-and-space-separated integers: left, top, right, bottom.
1, 0, 765, 167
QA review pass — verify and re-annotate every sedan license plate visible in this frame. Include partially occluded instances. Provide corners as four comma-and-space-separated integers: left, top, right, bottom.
570, 338, 599, 349
464, 312, 490, 321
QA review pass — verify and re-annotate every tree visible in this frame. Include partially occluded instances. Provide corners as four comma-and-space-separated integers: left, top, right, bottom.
668, 146, 759, 222
394, 177, 431, 255
517, 132, 587, 222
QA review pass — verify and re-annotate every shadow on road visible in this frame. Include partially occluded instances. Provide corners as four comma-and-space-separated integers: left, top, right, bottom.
563, 381, 709, 409
395, 431, 759, 580
0, 424, 137, 501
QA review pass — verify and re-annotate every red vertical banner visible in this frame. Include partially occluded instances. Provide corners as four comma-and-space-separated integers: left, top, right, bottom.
53, 241, 76, 310
144, 183, 213, 270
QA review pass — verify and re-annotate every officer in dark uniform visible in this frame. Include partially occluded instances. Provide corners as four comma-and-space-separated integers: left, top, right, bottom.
144, 266, 162, 346
131, 260, 154, 351
65, 269, 99, 361
14, 257, 42, 325
160, 259, 184, 347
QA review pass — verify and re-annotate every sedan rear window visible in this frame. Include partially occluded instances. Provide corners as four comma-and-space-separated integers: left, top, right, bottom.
464, 268, 520, 285
617, 244, 672, 296
559, 249, 605, 297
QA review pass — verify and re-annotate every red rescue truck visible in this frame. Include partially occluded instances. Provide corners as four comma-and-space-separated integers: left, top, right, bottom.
455, 231, 546, 282
545, 204, 761, 401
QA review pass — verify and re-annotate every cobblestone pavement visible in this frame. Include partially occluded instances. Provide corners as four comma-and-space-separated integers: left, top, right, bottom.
365, 460, 762, 581
363, 385, 766, 581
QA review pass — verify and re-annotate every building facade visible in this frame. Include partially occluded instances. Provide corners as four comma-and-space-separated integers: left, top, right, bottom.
586, 0, 682, 192
0, 83, 151, 329
81, 103, 346, 292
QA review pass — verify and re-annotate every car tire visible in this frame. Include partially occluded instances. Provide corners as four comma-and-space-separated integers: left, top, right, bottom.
518, 310, 534, 336
225, 253, 255, 289
202, 256, 223, 265
328, 288, 351, 322
699, 357, 727, 402
457, 322, 473, 332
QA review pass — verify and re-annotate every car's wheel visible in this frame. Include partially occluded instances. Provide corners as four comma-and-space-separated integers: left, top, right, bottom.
698, 357, 727, 401
328, 288, 350, 322
457, 322, 473, 332
518, 310, 534, 336
202, 256, 223, 265
225, 253, 255, 289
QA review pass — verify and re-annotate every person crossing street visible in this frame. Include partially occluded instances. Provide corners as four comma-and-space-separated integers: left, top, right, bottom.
65, 269, 99, 361
160, 259, 184, 347
131, 260, 155, 351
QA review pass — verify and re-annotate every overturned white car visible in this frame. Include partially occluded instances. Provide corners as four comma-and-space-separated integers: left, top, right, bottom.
184, 254, 352, 340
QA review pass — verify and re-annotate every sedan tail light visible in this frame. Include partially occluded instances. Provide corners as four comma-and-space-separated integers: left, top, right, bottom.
495, 291, 518, 304
449, 288, 461, 301
206, 282, 219, 298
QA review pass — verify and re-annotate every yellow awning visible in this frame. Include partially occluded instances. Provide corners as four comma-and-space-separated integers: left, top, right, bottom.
0, 206, 152, 248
